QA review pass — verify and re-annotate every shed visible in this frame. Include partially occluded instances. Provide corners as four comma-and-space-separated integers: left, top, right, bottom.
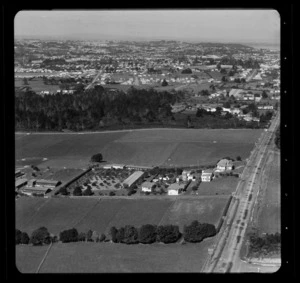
122, 171, 144, 188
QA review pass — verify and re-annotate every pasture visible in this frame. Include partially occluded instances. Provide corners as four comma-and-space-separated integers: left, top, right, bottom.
16, 244, 49, 273
15, 128, 262, 169
16, 239, 215, 273
16, 196, 228, 236
198, 176, 239, 196
15, 77, 59, 93
160, 196, 229, 230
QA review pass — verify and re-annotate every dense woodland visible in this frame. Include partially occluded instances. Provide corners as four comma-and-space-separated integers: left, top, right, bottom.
15, 86, 273, 131
15, 87, 183, 131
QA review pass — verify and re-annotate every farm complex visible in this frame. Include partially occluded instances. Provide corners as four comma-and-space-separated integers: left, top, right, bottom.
15, 126, 265, 273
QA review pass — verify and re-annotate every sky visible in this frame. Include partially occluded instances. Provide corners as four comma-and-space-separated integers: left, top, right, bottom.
14, 9, 280, 45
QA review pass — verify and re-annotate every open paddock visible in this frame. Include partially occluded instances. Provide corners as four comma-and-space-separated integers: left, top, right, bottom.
159, 196, 229, 230
16, 244, 49, 273
16, 239, 215, 273
15, 128, 262, 169
198, 176, 239, 196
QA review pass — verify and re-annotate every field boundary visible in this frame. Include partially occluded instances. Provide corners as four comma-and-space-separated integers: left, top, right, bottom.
36, 242, 53, 273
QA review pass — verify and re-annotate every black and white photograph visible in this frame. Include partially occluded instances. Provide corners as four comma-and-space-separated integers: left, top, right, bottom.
10, 8, 287, 274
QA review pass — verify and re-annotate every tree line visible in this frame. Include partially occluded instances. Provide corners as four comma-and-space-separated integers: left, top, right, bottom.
15, 87, 184, 131
16, 220, 216, 246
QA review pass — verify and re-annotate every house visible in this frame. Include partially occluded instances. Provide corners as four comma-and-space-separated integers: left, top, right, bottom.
167, 183, 185, 196
201, 169, 214, 182
15, 178, 27, 190
216, 159, 233, 172
21, 186, 51, 196
141, 181, 155, 192
122, 171, 144, 188
182, 170, 192, 181
15, 170, 24, 178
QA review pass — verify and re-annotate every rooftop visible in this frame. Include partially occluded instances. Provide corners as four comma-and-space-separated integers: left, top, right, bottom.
123, 171, 144, 187
168, 183, 185, 191
217, 159, 233, 167
15, 178, 27, 186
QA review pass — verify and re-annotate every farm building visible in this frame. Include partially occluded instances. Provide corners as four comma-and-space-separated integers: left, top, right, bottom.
182, 170, 193, 181
201, 169, 214, 182
167, 183, 185, 196
122, 171, 144, 188
125, 165, 154, 171
103, 164, 125, 170
216, 159, 233, 172
21, 186, 51, 196
141, 181, 155, 192
15, 178, 27, 190
27, 179, 36, 187
35, 179, 60, 188
15, 170, 24, 178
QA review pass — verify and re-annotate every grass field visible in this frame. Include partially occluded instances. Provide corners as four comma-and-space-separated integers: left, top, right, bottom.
160, 197, 229, 230
16, 244, 49, 273
257, 151, 280, 235
15, 78, 59, 93
16, 239, 214, 273
16, 196, 228, 236
15, 128, 262, 169
198, 176, 239, 196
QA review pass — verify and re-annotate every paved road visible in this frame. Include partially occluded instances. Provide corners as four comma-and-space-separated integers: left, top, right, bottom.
203, 110, 280, 273
246, 69, 258, 82
85, 67, 104, 90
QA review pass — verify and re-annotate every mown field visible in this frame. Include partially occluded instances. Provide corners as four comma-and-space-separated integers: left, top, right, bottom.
16, 239, 215, 273
257, 151, 280, 235
16, 196, 228, 236
198, 176, 239, 196
160, 197, 229, 231
15, 128, 262, 169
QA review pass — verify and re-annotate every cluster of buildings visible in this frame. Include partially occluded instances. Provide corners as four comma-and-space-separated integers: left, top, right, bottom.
15, 170, 61, 196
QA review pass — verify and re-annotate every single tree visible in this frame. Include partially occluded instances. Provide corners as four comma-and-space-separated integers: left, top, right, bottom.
99, 233, 106, 242
30, 227, 51, 246
16, 229, 22, 245
20, 232, 30, 245
110, 227, 118, 243
86, 230, 93, 242
161, 79, 168, 87
73, 186, 82, 196
91, 153, 103, 163
156, 225, 181, 244
138, 224, 157, 244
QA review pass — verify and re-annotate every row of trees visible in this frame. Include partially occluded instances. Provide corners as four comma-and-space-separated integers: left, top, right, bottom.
16, 221, 217, 246
16, 227, 56, 246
